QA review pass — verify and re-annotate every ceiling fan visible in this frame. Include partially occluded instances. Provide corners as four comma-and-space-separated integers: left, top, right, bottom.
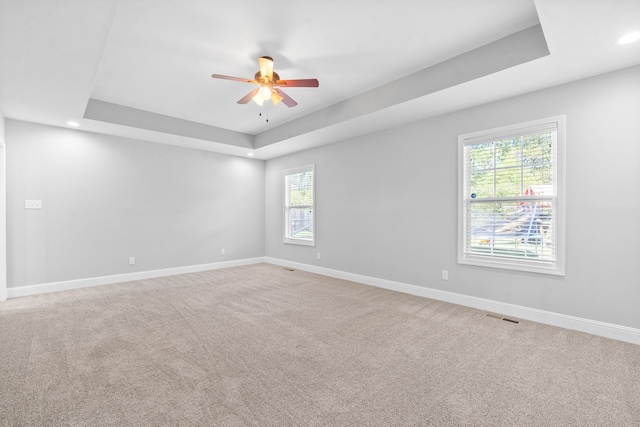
211, 56, 319, 108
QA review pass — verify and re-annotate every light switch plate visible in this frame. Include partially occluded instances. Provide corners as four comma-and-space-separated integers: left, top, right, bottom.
25, 200, 42, 209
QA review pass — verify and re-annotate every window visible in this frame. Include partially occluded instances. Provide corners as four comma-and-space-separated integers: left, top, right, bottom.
284, 164, 315, 245
458, 116, 565, 275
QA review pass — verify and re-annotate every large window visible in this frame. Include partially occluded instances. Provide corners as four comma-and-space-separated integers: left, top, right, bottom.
458, 116, 565, 275
284, 164, 315, 246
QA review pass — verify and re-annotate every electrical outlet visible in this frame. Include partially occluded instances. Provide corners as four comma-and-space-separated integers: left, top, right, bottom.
317, 252, 321, 260
441, 270, 449, 280
221, 248, 226, 256
129, 257, 135, 265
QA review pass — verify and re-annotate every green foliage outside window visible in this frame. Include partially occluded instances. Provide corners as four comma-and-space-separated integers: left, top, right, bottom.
289, 171, 313, 206
469, 133, 553, 198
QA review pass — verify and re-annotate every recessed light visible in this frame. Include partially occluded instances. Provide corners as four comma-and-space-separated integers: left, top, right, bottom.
66, 121, 80, 127
618, 31, 640, 45
247, 152, 254, 157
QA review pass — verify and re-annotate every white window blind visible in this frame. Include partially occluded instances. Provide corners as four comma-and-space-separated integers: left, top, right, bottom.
458, 116, 565, 275
284, 164, 315, 246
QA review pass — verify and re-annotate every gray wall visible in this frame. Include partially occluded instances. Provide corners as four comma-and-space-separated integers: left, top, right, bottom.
0, 112, 6, 299
6, 120, 265, 288
265, 65, 640, 330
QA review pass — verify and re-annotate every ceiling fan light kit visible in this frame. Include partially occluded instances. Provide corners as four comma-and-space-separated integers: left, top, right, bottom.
212, 56, 319, 110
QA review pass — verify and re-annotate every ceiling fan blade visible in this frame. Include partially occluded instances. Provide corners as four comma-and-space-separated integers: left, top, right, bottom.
237, 88, 260, 104
274, 88, 298, 107
212, 74, 256, 84
258, 56, 274, 81
277, 79, 319, 88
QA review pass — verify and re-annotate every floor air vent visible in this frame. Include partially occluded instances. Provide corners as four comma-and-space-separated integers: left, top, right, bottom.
486, 313, 520, 324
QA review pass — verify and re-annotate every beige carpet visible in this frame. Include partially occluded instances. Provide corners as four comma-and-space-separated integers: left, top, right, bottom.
1, 263, 639, 426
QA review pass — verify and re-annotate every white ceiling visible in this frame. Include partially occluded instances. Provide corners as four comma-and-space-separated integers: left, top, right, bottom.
1, 0, 639, 159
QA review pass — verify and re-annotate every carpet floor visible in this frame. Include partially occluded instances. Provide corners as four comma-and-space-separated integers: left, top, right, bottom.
1, 263, 639, 426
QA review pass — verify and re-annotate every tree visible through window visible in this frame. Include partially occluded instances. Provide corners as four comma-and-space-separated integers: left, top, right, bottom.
459, 116, 565, 275
284, 164, 314, 245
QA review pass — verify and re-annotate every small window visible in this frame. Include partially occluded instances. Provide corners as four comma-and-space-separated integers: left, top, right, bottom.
458, 116, 565, 275
284, 164, 315, 246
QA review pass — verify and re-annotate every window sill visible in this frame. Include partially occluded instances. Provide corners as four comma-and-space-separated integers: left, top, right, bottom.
284, 238, 315, 247
459, 254, 565, 276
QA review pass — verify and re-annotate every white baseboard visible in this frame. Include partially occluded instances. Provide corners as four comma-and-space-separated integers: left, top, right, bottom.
265, 257, 640, 346
0, 287, 6, 302
6, 257, 265, 299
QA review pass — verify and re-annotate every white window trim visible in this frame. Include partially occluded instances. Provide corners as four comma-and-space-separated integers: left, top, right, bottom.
284, 164, 315, 246
457, 115, 566, 276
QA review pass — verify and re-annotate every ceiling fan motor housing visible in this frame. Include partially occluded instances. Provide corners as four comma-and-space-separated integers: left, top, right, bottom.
255, 71, 280, 84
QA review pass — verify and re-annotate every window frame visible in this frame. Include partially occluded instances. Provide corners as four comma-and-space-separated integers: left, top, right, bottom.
283, 164, 315, 246
458, 116, 566, 276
